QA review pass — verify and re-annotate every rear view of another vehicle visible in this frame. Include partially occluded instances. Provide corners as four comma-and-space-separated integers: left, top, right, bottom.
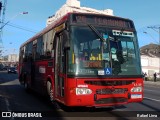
8, 67, 17, 74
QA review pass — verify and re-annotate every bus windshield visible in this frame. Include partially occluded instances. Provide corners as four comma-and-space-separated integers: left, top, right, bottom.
68, 26, 141, 76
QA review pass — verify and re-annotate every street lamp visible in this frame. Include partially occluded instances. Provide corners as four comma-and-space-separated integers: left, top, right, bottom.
0, 12, 28, 61
0, 12, 28, 29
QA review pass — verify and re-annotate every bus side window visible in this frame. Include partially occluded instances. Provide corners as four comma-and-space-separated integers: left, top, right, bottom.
32, 44, 37, 61
19, 49, 22, 63
24, 42, 33, 62
44, 29, 55, 59
23, 45, 28, 62
19, 47, 24, 63
36, 36, 43, 60
28, 42, 33, 62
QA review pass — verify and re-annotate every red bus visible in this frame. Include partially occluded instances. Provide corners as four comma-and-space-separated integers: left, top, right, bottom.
19, 13, 143, 108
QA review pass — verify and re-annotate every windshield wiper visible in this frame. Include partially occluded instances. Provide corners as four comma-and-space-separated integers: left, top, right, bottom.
88, 24, 105, 42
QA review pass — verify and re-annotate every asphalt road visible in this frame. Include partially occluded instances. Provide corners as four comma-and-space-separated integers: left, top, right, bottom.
0, 71, 160, 120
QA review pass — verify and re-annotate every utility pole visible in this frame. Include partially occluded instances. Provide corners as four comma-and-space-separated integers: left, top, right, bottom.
0, 0, 7, 56
148, 25, 160, 77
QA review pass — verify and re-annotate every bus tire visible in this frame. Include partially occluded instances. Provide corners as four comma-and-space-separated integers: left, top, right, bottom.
24, 76, 30, 92
47, 81, 54, 102
24, 81, 29, 91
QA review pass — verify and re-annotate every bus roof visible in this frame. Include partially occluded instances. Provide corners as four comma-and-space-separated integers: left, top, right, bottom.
20, 12, 134, 48
20, 13, 70, 48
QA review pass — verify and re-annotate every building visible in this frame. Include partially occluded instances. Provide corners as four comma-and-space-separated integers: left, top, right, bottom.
46, 0, 113, 26
8, 54, 19, 62
0, 54, 19, 66
140, 43, 160, 77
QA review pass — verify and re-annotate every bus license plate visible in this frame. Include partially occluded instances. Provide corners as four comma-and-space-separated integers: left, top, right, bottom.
131, 94, 142, 99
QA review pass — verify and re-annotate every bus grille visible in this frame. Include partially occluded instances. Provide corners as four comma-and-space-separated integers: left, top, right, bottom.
85, 80, 135, 86
96, 88, 128, 95
95, 97, 127, 104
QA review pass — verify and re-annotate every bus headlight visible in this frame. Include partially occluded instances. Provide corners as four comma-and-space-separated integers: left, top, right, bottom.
131, 87, 142, 92
76, 88, 92, 95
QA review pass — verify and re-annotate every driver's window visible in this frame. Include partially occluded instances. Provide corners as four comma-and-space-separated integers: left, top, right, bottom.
121, 41, 127, 60
127, 42, 135, 58
121, 41, 136, 63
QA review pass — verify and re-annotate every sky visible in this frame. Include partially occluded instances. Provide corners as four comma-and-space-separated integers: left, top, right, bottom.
1, 0, 160, 56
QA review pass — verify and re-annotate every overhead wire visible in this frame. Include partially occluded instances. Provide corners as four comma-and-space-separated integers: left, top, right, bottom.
6, 23, 38, 33
137, 25, 159, 44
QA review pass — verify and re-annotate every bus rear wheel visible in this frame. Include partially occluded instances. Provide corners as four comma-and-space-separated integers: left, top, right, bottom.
24, 81, 30, 92
24, 75, 30, 92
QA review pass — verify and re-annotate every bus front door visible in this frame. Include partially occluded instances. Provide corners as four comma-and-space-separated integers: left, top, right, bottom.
55, 34, 65, 98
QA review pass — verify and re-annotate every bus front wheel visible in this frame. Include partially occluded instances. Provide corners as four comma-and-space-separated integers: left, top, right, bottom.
47, 81, 54, 102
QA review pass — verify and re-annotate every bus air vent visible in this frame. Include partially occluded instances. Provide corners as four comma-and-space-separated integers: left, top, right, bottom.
84, 80, 135, 86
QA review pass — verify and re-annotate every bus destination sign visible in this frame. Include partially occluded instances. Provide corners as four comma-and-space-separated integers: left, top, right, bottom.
71, 14, 134, 29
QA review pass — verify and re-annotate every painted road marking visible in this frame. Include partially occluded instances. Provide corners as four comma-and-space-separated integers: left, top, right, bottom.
144, 89, 158, 92
4, 98, 14, 120
144, 97, 160, 102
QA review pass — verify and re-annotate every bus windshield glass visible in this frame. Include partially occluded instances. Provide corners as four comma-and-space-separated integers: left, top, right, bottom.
68, 26, 141, 76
